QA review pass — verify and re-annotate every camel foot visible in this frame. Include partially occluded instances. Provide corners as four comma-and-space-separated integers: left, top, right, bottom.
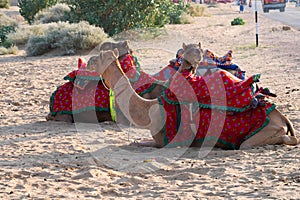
46, 113, 55, 121
46, 113, 73, 123
282, 135, 299, 145
130, 140, 161, 148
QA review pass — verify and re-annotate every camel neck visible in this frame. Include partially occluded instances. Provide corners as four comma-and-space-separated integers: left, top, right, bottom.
103, 60, 158, 128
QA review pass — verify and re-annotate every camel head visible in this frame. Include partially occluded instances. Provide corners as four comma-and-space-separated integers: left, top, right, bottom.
181, 42, 204, 73
86, 56, 99, 71
99, 40, 131, 58
94, 48, 120, 75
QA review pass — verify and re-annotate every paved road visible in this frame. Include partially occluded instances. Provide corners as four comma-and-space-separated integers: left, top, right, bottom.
247, 1, 300, 30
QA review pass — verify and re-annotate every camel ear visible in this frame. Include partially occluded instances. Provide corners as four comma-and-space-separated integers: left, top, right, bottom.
99, 51, 103, 62
198, 42, 202, 49
113, 48, 119, 58
182, 42, 187, 50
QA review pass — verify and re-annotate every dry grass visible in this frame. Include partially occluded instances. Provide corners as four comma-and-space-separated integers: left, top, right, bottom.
189, 3, 206, 17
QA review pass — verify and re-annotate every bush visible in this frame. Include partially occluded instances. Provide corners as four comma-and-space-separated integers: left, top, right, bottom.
25, 21, 108, 56
6, 24, 46, 45
67, 0, 189, 36
18, 0, 60, 24
231, 17, 245, 26
0, 25, 15, 47
0, 12, 18, 48
0, 0, 9, 8
169, 1, 191, 24
34, 3, 70, 24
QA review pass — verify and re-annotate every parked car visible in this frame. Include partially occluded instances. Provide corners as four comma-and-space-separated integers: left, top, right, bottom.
262, 0, 286, 12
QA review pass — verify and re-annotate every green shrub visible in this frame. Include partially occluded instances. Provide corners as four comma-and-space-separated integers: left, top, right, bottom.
35, 3, 70, 24
0, 25, 15, 47
231, 17, 245, 26
25, 21, 108, 56
0, 12, 18, 47
67, 0, 189, 36
18, 0, 60, 24
26, 35, 51, 56
0, 0, 9, 8
169, 1, 191, 24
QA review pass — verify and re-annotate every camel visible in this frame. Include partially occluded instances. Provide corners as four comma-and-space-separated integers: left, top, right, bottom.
178, 42, 203, 74
93, 48, 299, 149
47, 41, 204, 123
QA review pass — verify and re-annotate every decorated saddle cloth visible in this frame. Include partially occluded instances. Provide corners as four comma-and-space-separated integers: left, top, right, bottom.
158, 96, 275, 149
49, 69, 110, 116
197, 49, 245, 80
164, 69, 260, 111
157, 69, 275, 149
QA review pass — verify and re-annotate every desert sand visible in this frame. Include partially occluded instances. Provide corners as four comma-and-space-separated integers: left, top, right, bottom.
0, 3, 299, 199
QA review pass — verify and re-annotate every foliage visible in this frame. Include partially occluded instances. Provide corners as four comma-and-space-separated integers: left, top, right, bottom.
6, 23, 46, 45
67, 0, 190, 36
0, 0, 9, 8
34, 3, 70, 24
25, 21, 107, 56
169, 1, 191, 24
0, 25, 15, 47
18, 0, 60, 24
0, 12, 18, 48
231, 17, 245, 26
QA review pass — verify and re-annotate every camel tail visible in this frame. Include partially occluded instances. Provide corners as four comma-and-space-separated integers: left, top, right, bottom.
281, 112, 299, 145
283, 114, 296, 137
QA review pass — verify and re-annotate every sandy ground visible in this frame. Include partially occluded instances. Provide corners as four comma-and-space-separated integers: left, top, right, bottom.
0, 4, 300, 199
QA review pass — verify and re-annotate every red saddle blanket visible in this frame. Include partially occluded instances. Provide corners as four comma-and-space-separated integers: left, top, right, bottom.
50, 70, 110, 115
158, 96, 275, 149
157, 69, 275, 149
164, 69, 260, 111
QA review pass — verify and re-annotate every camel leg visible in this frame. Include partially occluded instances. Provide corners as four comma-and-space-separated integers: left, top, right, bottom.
149, 104, 166, 148
240, 109, 298, 149
130, 139, 162, 148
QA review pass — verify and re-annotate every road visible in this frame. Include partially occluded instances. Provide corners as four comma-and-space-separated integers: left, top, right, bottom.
247, 1, 300, 30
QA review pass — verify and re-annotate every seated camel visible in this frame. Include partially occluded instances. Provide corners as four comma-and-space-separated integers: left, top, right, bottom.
93, 48, 299, 149
47, 41, 203, 123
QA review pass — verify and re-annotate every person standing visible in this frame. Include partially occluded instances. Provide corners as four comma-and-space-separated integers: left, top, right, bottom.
239, 0, 244, 13
249, 0, 252, 7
